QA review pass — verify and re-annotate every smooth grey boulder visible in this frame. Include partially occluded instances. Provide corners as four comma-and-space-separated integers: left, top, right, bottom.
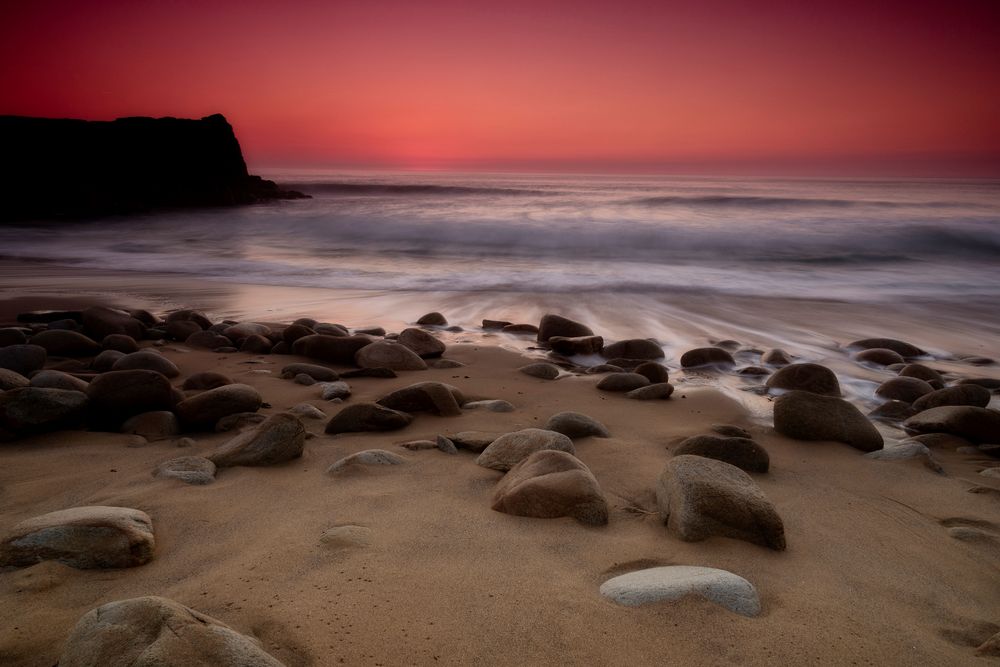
289, 402, 326, 419
208, 413, 305, 467
766, 363, 840, 396
492, 450, 608, 525
175, 384, 262, 431
0, 387, 88, 438
355, 341, 427, 370
476, 428, 575, 471
320, 381, 352, 400
154, 456, 217, 484
773, 390, 883, 452
865, 442, 942, 473
600, 566, 761, 617
602, 338, 664, 360
376, 382, 465, 416
545, 411, 610, 439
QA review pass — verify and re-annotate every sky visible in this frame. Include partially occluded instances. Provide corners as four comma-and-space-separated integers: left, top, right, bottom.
1, 0, 999, 176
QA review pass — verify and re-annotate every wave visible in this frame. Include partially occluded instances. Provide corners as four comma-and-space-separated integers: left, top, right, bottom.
288, 182, 553, 196
629, 195, 970, 209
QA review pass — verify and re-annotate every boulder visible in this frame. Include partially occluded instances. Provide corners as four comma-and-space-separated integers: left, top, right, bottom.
0, 327, 28, 347
712, 424, 752, 438
586, 364, 625, 374
328, 449, 405, 472
848, 337, 924, 358
376, 382, 465, 416
281, 363, 337, 381
121, 411, 180, 441
492, 450, 608, 525
633, 361, 669, 384
240, 334, 273, 354
865, 442, 943, 473
30, 330, 101, 357
596, 372, 649, 392
600, 566, 761, 617
416, 312, 447, 326
314, 323, 350, 337
448, 431, 503, 452
537, 314, 594, 342
875, 377, 934, 403
765, 363, 840, 396
911, 385, 992, 412
87, 370, 176, 426
0, 387, 88, 438
320, 381, 352, 400
482, 319, 513, 330
292, 334, 372, 365
340, 367, 397, 379
549, 335, 604, 356
0, 367, 30, 390
324, 403, 412, 435
673, 435, 769, 473
0, 506, 154, 569
355, 341, 427, 371
476, 428, 575, 471
101, 333, 139, 354
462, 399, 515, 413
215, 412, 267, 432
222, 322, 271, 343
185, 330, 232, 349
903, 406, 1000, 443
519, 362, 561, 380
855, 348, 905, 366
626, 383, 674, 400
397, 328, 446, 358
81, 306, 145, 340
774, 391, 883, 451
430, 359, 465, 369
174, 384, 262, 431
679, 347, 735, 368
182, 371, 233, 391
0, 344, 47, 375
502, 323, 539, 335
761, 348, 792, 366
281, 323, 315, 345
602, 339, 664, 360
868, 400, 917, 422
112, 351, 180, 378
656, 455, 785, 550
545, 411, 610, 439
289, 403, 326, 420
91, 349, 125, 372
165, 309, 213, 329
154, 456, 217, 484
957, 378, 1000, 390
58, 596, 284, 666
898, 363, 944, 389
165, 319, 202, 341
30, 369, 89, 392
209, 413, 305, 467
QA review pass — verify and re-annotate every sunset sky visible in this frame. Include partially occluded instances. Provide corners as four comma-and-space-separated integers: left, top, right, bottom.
2, 0, 999, 175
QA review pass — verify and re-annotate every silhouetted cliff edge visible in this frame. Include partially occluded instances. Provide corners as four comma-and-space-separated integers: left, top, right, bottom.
0, 113, 307, 221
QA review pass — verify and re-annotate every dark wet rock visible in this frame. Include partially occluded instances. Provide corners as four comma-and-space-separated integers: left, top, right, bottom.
314, 323, 349, 337
320, 381, 352, 400
713, 339, 741, 351
549, 335, 604, 356
599, 357, 644, 370
29, 370, 88, 392
519, 362, 561, 380
127, 309, 158, 327
905, 432, 973, 450
502, 323, 539, 335
656, 455, 785, 549
340, 367, 398, 379
849, 337, 924, 358
774, 390, 884, 452
712, 424, 752, 438
175, 384, 262, 431
765, 363, 840, 396
184, 330, 232, 350
397, 328, 446, 358
86, 369, 175, 427
281, 363, 337, 381
476, 428, 575, 471
855, 348, 905, 366
209, 413, 305, 467
430, 358, 465, 369
0, 387, 88, 438
325, 403, 412, 435
462, 399, 515, 412
154, 456, 216, 484
399, 439, 438, 451
761, 348, 792, 366
222, 322, 271, 344
903, 406, 1000, 443
482, 319, 513, 330
270, 341, 290, 355
182, 371, 233, 391
121, 411, 180, 441
633, 361, 669, 384
960, 354, 995, 366
30, 330, 100, 357
911, 385, 992, 411
738, 366, 771, 376
16, 310, 82, 324
294, 372, 315, 386
898, 363, 944, 389
0, 368, 30, 390
416, 312, 447, 326
328, 449, 406, 472
281, 323, 315, 345
585, 364, 624, 374
353, 326, 385, 336
680, 347, 735, 369
492, 450, 608, 525
448, 431, 502, 452
165, 319, 202, 341
602, 338, 664, 360
214, 412, 267, 432
240, 334, 273, 354
545, 411, 610, 439
47, 319, 80, 331
537, 314, 594, 342
957, 378, 1000, 391
0, 506, 154, 569
58, 595, 284, 666
626, 382, 675, 400
0, 328, 28, 347
355, 341, 427, 370
81, 306, 145, 340
112, 351, 180, 378
869, 400, 917, 422
376, 382, 465, 416
101, 334, 139, 354
673, 435, 769, 473
165, 309, 212, 329
875, 377, 934, 403
596, 372, 649, 392
292, 334, 372, 365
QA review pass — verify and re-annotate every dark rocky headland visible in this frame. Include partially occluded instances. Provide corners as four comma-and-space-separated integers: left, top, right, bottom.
0, 114, 307, 221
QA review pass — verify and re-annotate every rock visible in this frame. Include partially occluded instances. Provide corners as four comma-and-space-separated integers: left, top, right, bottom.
0, 387, 88, 438
519, 362, 561, 380
600, 565, 761, 617
492, 450, 607, 525
545, 411, 610, 439
293, 373, 316, 386
209, 413, 305, 467
399, 439, 438, 451
112, 351, 180, 378
957, 378, 1000, 390
376, 382, 465, 416
91, 349, 125, 372
774, 390, 883, 452
463, 399, 515, 412
121, 411, 180, 440
430, 359, 465, 369
319, 381, 352, 400
596, 372, 649, 392
674, 435, 770, 473
58, 596, 284, 666
314, 323, 349, 337
961, 355, 996, 366
679, 347, 735, 368
328, 449, 405, 472
765, 363, 840, 396
549, 335, 604, 356
903, 406, 1000, 443
282, 323, 315, 345
165, 319, 202, 341
240, 334, 273, 354
214, 412, 267, 432
865, 442, 943, 473
911, 385, 992, 411
325, 403, 412, 435
0, 367, 30, 390
354, 326, 385, 336
0, 506, 154, 569
340, 367, 397, 379
502, 323, 539, 334
436, 435, 459, 454
175, 384, 262, 431
87, 370, 176, 426
416, 312, 447, 326
0, 328, 28, 347
449, 431, 502, 452
855, 348, 907, 368
355, 341, 427, 371
222, 322, 271, 344
633, 361, 669, 384
586, 364, 624, 374
48, 318, 81, 331
289, 403, 325, 419
869, 400, 917, 422
738, 366, 771, 376
165, 309, 213, 329
101, 333, 139, 354
30, 330, 101, 357
182, 371, 233, 391
712, 424, 752, 438
154, 456, 216, 484
977, 631, 1000, 658
30, 369, 89, 392
476, 428, 575, 471
292, 334, 372, 365
281, 363, 337, 381
185, 330, 232, 349
626, 383, 674, 400
537, 313, 594, 342
398, 328, 446, 358
602, 339, 664, 360
482, 319, 513, 330
761, 348, 792, 366
656, 455, 785, 550
849, 337, 924, 358
81, 306, 145, 340
875, 377, 934, 403
898, 363, 944, 389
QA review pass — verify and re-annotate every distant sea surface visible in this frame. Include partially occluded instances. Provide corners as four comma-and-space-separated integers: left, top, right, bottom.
4, 172, 999, 302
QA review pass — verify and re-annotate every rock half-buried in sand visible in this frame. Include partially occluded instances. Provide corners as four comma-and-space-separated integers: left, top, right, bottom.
208, 413, 306, 467
673, 435, 769, 473
600, 565, 761, 617
492, 450, 608, 525
175, 383, 263, 431
58, 595, 284, 667
765, 363, 840, 396
355, 341, 427, 371
325, 403, 412, 435
328, 449, 405, 473
773, 390, 883, 452
596, 372, 649, 392
902, 406, 1000, 444
519, 362, 561, 380
656, 455, 786, 550
848, 337, 924, 358
0, 506, 155, 569
376, 382, 465, 416
154, 456, 217, 484
476, 428, 575, 471
626, 383, 674, 400
545, 411, 610, 439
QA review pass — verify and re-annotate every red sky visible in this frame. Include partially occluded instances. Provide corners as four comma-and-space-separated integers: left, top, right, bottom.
2, 0, 999, 175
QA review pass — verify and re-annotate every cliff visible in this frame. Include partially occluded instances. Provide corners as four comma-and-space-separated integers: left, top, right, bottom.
0, 114, 307, 221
